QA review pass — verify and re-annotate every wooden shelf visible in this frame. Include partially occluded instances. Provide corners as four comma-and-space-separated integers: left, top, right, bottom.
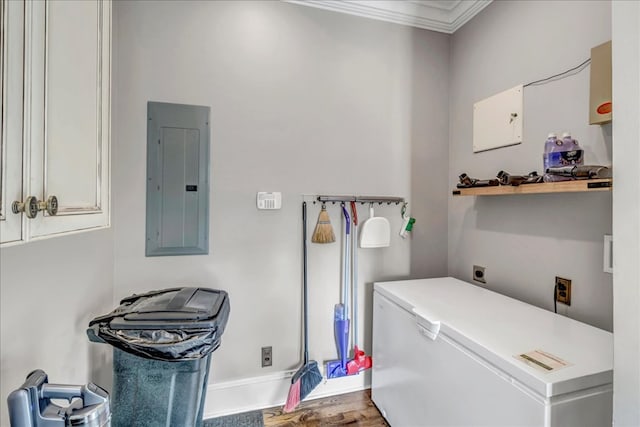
452, 178, 612, 196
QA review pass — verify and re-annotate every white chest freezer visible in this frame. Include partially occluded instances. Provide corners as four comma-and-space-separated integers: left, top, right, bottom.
371, 277, 613, 427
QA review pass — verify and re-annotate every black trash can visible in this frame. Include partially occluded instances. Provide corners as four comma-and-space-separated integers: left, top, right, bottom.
87, 287, 230, 427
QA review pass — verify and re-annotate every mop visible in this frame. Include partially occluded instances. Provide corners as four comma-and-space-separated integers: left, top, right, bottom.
326, 203, 352, 379
347, 201, 373, 375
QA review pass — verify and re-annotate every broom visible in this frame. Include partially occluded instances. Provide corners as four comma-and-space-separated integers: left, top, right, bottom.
284, 202, 323, 412
311, 203, 335, 243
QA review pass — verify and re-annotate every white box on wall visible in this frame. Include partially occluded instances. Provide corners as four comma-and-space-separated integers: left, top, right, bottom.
473, 85, 523, 153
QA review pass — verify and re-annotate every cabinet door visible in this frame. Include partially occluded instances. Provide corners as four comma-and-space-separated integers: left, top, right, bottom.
25, 0, 110, 239
0, 0, 25, 245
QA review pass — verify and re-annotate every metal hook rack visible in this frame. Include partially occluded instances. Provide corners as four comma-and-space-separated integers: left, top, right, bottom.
313, 195, 405, 205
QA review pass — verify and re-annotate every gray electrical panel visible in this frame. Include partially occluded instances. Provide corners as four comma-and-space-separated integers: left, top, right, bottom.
146, 102, 210, 256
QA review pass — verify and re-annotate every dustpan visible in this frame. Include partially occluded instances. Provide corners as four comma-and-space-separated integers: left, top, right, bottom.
359, 204, 390, 248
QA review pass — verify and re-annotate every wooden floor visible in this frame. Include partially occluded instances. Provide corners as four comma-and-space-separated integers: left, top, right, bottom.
263, 389, 389, 426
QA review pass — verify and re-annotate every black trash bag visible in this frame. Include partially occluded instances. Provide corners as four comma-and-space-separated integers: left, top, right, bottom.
87, 287, 230, 362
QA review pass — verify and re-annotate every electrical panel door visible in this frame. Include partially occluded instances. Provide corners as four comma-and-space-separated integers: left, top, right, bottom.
146, 102, 210, 256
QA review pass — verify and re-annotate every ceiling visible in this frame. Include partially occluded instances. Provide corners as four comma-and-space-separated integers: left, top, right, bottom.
287, 0, 493, 34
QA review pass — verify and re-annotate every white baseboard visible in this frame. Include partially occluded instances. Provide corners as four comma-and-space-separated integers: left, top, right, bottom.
203, 368, 371, 418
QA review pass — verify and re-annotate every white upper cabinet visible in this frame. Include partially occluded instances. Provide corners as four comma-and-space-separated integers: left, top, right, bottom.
0, 0, 25, 245
0, 0, 111, 245
26, 0, 111, 238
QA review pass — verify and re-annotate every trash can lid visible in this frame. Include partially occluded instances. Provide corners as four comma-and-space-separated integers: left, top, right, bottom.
87, 287, 230, 360
106, 287, 228, 330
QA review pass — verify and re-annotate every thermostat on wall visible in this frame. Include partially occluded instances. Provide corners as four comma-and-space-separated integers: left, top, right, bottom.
257, 192, 282, 210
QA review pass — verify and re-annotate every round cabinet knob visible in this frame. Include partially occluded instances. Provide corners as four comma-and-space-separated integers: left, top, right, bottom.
39, 195, 59, 216
11, 196, 39, 219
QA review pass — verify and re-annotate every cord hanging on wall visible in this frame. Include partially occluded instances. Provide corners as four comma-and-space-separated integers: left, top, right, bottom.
524, 58, 591, 88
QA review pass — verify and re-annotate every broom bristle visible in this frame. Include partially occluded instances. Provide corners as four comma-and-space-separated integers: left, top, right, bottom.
311, 208, 336, 243
283, 378, 301, 413
283, 361, 322, 412
299, 362, 323, 401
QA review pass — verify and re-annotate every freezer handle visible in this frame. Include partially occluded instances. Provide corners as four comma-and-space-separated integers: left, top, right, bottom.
412, 308, 441, 340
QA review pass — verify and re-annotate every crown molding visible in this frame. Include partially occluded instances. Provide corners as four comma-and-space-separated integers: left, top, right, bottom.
286, 0, 492, 34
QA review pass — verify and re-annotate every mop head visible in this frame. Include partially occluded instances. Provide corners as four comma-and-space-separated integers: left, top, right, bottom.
346, 346, 373, 375
326, 360, 349, 379
311, 205, 336, 243
283, 360, 322, 412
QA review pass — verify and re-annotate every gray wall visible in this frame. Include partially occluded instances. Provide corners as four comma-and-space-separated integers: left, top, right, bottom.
0, 230, 114, 427
448, 1, 613, 330
410, 28, 450, 280
112, 0, 450, 385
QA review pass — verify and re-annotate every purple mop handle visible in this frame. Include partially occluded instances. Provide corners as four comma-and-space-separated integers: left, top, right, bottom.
341, 204, 350, 315
342, 205, 350, 234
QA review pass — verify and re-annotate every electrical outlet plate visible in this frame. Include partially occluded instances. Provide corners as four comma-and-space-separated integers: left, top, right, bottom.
261, 346, 272, 367
473, 265, 486, 284
555, 277, 572, 306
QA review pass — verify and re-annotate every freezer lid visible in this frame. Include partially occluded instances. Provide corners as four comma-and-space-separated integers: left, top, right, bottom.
374, 277, 613, 398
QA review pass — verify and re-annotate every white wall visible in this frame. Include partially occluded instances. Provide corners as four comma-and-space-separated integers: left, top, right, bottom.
0, 230, 114, 426
112, 0, 449, 411
612, 1, 640, 424
448, 1, 613, 331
